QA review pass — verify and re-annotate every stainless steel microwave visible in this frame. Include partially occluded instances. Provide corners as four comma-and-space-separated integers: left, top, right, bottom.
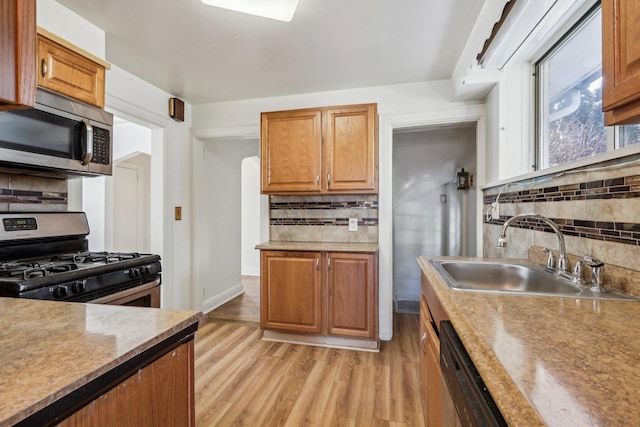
0, 88, 113, 176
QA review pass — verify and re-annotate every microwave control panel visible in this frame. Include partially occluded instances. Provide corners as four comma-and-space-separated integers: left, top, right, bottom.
91, 127, 110, 165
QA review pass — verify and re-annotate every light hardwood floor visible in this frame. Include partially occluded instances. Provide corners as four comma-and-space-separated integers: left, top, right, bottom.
195, 279, 425, 426
205, 276, 260, 325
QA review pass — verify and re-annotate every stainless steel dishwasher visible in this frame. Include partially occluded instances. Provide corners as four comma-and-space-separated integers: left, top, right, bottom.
440, 321, 507, 427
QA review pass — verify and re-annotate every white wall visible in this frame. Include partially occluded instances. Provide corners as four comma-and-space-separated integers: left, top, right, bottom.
40, 0, 195, 310
112, 121, 152, 161
241, 156, 268, 276
37, 0, 105, 57
193, 80, 465, 130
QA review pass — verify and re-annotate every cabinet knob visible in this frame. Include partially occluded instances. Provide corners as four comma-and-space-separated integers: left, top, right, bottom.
327, 173, 331, 185
316, 175, 320, 184
327, 258, 331, 269
421, 332, 427, 351
41, 59, 48, 77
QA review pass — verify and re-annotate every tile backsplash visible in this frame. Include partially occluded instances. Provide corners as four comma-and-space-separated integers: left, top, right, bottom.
0, 173, 68, 211
482, 158, 640, 296
270, 195, 378, 243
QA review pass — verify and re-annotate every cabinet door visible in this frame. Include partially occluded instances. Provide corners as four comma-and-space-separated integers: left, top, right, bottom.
37, 34, 106, 108
261, 251, 322, 334
423, 296, 442, 427
324, 104, 377, 193
59, 341, 195, 427
261, 109, 322, 193
602, 0, 640, 125
0, 0, 36, 110
420, 297, 430, 426
326, 252, 376, 338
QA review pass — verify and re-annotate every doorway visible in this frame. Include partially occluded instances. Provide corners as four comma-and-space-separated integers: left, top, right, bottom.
392, 124, 477, 313
197, 138, 268, 315
112, 153, 151, 252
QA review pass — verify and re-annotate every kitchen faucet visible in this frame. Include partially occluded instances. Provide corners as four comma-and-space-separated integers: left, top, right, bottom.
497, 213, 570, 275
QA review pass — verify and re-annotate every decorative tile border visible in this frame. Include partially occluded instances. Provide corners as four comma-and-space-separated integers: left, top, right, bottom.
270, 198, 378, 227
483, 175, 640, 204
482, 171, 640, 247
0, 188, 67, 205
271, 200, 379, 210
485, 216, 640, 246
271, 218, 378, 226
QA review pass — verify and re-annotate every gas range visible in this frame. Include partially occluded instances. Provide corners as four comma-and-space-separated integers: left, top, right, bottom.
0, 212, 161, 304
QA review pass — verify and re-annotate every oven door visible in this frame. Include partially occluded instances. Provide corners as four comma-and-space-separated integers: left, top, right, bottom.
89, 279, 161, 308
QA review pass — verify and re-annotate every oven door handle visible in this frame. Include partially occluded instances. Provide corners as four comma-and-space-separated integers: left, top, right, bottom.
81, 119, 93, 166
87, 278, 160, 306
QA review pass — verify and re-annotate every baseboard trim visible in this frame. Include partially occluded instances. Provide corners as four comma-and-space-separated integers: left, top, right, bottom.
262, 330, 380, 352
202, 283, 245, 314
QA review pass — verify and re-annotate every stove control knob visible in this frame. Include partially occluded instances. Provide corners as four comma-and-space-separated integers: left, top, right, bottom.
143, 265, 151, 275
129, 268, 141, 279
72, 280, 86, 294
53, 286, 68, 299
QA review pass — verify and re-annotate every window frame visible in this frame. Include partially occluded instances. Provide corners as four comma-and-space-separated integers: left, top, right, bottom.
534, 2, 606, 171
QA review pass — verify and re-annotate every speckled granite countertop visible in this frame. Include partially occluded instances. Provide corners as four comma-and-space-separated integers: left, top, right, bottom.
256, 241, 379, 253
0, 298, 204, 426
418, 256, 640, 426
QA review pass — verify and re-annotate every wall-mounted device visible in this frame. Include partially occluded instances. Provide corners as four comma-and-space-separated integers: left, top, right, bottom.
457, 168, 471, 190
169, 97, 185, 122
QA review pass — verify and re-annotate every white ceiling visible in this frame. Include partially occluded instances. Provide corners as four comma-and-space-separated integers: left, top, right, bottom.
55, 0, 485, 105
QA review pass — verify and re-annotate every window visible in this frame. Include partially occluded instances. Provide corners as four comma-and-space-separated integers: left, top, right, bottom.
535, 5, 640, 170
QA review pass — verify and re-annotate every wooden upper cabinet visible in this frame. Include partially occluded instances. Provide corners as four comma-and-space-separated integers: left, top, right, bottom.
602, 0, 640, 125
326, 252, 377, 338
260, 251, 323, 334
0, 0, 37, 111
261, 109, 323, 193
261, 103, 378, 194
325, 104, 378, 193
37, 31, 107, 108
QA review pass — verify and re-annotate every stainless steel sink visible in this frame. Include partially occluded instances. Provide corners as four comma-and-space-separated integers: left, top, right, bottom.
429, 259, 638, 301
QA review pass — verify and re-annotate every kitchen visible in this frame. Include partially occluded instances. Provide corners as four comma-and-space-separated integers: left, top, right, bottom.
2, 0, 640, 425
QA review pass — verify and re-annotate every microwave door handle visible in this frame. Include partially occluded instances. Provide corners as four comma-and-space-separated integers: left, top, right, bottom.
81, 119, 93, 165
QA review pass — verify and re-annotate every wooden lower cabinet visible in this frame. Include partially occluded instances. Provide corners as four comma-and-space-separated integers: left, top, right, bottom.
59, 340, 195, 427
326, 252, 376, 338
420, 295, 442, 427
261, 250, 377, 339
260, 251, 323, 334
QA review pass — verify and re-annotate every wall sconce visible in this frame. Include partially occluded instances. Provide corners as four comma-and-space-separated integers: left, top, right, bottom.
457, 168, 470, 190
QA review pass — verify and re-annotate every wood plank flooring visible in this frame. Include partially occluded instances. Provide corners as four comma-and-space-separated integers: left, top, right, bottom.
205, 276, 260, 325
195, 288, 425, 427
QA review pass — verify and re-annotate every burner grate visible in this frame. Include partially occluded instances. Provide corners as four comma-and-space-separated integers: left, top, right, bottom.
0, 261, 79, 280
54, 251, 141, 264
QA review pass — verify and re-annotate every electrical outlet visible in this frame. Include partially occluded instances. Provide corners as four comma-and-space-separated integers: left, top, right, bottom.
348, 218, 358, 232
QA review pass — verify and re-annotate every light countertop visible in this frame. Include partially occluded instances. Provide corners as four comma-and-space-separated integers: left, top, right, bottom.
256, 241, 379, 253
0, 298, 204, 426
418, 256, 640, 426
